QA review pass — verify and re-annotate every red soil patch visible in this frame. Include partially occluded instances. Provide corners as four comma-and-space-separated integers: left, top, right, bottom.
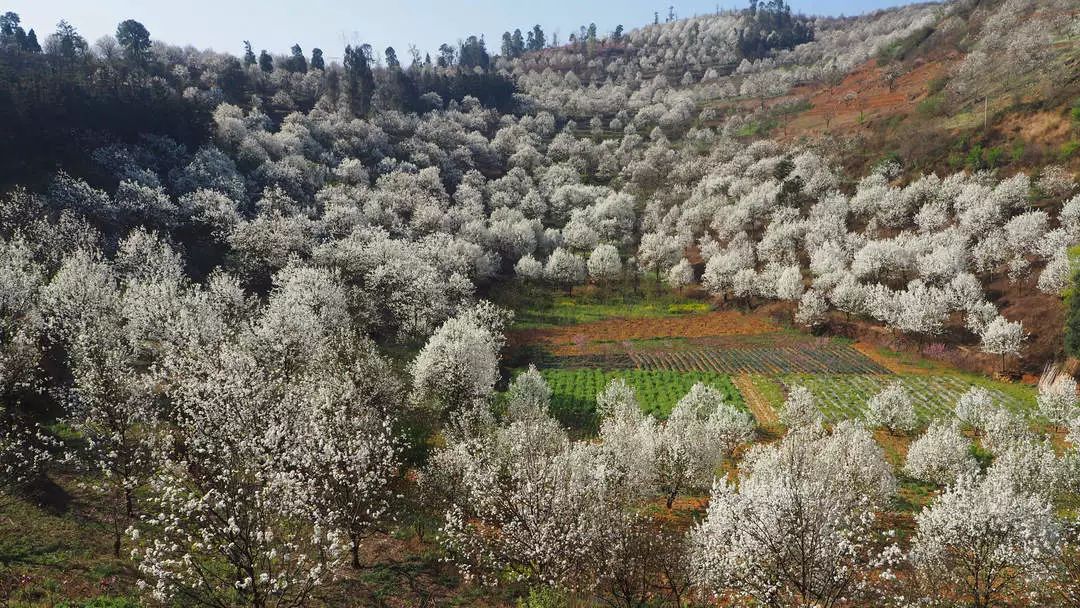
333, 533, 507, 608
781, 56, 954, 138
851, 341, 927, 375
509, 310, 779, 356
650, 496, 709, 526
992, 275, 1066, 374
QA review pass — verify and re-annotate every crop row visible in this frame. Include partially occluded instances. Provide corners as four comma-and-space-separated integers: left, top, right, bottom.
628, 344, 889, 375
774, 374, 1035, 423
533, 368, 744, 429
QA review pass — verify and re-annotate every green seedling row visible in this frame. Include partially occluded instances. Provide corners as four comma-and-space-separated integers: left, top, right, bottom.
530, 368, 744, 428
775, 373, 1036, 423
629, 343, 889, 375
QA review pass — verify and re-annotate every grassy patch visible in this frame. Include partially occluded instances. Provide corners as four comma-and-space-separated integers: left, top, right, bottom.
0, 485, 135, 606
916, 93, 946, 118
1060, 139, 1080, 161
735, 118, 778, 138
748, 374, 786, 407
525, 369, 743, 430
895, 478, 938, 516
490, 282, 710, 329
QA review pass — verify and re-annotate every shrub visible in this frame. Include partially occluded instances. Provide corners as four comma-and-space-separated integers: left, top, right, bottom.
1066, 271, 1080, 358
916, 94, 945, 117
876, 26, 934, 63
1010, 141, 1026, 163
927, 75, 948, 95
1060, 140, 1079, 161
518, 589, 570, 608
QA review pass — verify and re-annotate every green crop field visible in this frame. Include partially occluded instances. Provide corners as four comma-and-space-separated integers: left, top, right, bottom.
772, 373, 1037, 423
525, 369, 744, 428
518, 347, 1040, 431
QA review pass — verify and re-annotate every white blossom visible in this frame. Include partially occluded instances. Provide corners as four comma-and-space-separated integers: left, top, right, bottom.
866, 382, 917, 433
780, 385, 822, 428
904, 420, 977, 486
586, 244, 622, 284
691, 422, 896, 606
910, 473, 1060, 608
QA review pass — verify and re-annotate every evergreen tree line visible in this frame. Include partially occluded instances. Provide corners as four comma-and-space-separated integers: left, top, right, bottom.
737, 0, 814, 59
0, 11, 518, 188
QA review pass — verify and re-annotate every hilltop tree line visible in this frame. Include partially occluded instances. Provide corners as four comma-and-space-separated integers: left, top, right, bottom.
739, 0, 814, 59
0, 0, 821, 190
0, 12, 517, 189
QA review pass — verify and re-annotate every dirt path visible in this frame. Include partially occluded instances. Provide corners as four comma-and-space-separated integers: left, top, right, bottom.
733, 374, 778, 426
851, 342, 914, 375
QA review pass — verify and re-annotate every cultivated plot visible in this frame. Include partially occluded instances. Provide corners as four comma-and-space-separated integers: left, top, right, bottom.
534, 368, 744, 425
772, 373, 1035, 422
526, 333, 1036, 426
628, 342, 890, 375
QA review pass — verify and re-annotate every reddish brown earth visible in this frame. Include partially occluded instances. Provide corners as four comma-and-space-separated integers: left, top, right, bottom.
782, 55, 955, 138
508, 310, 779, 356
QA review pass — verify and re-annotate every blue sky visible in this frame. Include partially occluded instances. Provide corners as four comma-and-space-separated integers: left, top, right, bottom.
8, 1, 916, 62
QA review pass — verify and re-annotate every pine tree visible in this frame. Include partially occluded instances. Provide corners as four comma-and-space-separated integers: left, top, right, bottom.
343, 44, 374, 117
116, 19, 151, 64
258, 49, 273, 72
288, 43, 307, 73
242, 40, 256, 66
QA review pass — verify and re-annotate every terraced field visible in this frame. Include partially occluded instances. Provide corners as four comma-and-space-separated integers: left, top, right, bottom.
512, 317, 1038, 429
628, 342, 889, 375
771, 374, 1034, 422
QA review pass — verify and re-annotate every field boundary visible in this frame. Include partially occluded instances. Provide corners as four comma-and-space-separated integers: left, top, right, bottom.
733, 374, 778, 425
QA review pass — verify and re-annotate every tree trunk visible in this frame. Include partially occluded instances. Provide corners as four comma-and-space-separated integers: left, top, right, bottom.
351, 539, 362, 569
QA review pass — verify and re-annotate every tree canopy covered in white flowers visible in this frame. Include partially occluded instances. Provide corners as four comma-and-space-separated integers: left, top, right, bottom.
690, 422, 897, 606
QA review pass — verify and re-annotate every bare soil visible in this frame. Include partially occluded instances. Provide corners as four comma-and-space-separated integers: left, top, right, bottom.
508, 310, 779, 356
783, 56, 954, 138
